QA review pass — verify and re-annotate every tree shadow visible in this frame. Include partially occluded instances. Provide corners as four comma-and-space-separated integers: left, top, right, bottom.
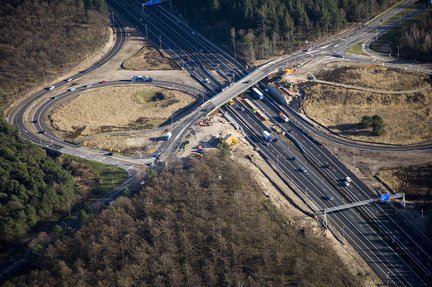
329, 123, 373, 137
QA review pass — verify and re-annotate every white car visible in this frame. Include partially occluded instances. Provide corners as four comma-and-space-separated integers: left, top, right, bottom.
204, 78, 210, 83
68, 87, 76, 91
345, 176, 352, 183
47, 85, 55, 91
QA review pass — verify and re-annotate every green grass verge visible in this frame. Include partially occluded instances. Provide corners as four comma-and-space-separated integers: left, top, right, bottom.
134, 90, 157, 103
348, 43, 365, 55
63, 154, 128, 196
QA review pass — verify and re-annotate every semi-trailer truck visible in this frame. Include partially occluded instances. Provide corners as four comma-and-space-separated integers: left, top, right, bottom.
279, 112, 289, 122
263, 131, 274, 142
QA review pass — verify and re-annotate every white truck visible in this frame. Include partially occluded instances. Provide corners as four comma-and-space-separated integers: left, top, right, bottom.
163, 132, 172, 140
263, 131, 274, 142
252, 87, 264, 100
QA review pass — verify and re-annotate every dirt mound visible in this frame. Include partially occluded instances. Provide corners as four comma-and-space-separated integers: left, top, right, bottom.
317, 64, 429, 91
122, 44, 179, 70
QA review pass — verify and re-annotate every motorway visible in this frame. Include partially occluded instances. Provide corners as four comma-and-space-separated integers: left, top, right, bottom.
113, 0, 432, 285
3, 0, 432, 285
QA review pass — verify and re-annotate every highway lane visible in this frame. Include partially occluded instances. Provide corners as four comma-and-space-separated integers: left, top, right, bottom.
133, 2, 432, 285
225, 103, 426, 286
251, 93, 432, 282
5, 0, 431, 284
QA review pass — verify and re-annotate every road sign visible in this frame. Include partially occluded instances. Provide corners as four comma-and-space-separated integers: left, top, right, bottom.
381, 193, 390, 202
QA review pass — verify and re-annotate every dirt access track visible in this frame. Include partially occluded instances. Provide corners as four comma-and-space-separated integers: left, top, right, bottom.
50, 85, 194, 140
301, 62, 432, 145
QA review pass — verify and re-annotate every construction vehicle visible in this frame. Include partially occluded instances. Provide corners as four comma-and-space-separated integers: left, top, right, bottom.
284, 68, 296, 74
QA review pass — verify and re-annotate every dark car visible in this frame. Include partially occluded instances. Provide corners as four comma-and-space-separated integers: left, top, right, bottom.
105, 152, 113, 156
323, 195, 334, 201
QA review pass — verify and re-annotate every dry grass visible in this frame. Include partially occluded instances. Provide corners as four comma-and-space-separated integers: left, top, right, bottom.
302, 82, 432, 145
51, 85, 194, 139
317, 63, 429, 91
122, 44, 178, 70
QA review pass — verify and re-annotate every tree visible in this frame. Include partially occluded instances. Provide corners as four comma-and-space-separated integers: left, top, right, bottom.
371, 114, 385, 136
217, 142, 231, 157
360, 115, 373, 128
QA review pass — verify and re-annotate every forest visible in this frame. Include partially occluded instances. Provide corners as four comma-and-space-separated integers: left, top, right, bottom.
0, 0, 108, 107
172, 0, 399, 61
397, 9, 432, 61
4, 154, 362, 286
0, 115, 77, 241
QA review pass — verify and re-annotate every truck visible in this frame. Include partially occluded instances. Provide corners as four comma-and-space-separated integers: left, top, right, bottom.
131, 75, 153, 82
263, 131, 274, 142
279, 112, 289, 123
252, 87, 264, 100
163, 132, 172, 140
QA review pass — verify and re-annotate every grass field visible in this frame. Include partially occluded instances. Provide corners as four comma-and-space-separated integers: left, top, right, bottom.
60, 154, 128, 198
316, 63, 429, 91
51, 85, 194, 138
302, 64, 432, 145
348, 43, 364, 55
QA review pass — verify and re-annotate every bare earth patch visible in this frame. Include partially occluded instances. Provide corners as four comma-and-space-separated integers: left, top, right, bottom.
122, 43, 179, 70
317, 62, 429, 91
51, 85, 194, 139
302, 81, 432, 145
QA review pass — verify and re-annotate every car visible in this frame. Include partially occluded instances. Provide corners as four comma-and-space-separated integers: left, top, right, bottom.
300, 167, 307, 173
152, 152, 161, 158
323, 195, 334, 201
37, 130, 45, 134
342, 180, 350, 187
51, 96, 57, 99
191, 31, 196, 35
99, 80, 106, 84
240, 107, 245, 112
68, 87, 76, 91
321, 163, 330, 168
204, 78, 211, 84
345, 176, 352, 183
46, 85, 55, 91
30, 120, 37, 123
105, 152, 113, 156
243, 80, 251, 84
66, 78, 72, 82
86, 84, 92, 88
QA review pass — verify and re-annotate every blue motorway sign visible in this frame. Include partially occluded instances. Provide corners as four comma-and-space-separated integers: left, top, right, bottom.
144, 0, 161, 6
380, 193, 390, 202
